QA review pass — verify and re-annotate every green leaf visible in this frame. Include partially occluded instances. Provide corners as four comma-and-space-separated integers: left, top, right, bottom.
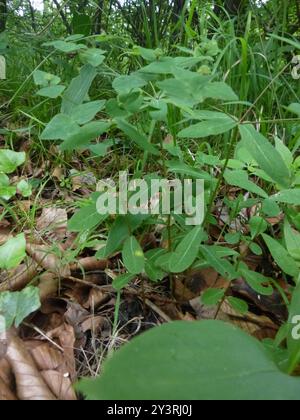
287, 103, 300, 117
224, 170, 268, 198
116, 119, 160, 156
112, 75, 147, 95
199, 245, 238, 280
68, 204, 107, 232
249, 216, 268, 239
170, 226, 204, 273
41, 114, 79, 141
122, 236, 145, 275
201, 82, 238, 102
239, 125, 291, 188
145, 249, 166, 282
70, 100, 106, 125
270, 189, 300, 205
17, 180, 32, 197
0, 173, 16, 199
262, 199, 281, 217
0, 234, 26, 270
284, 219, 300, 261
60, 121, 111, 151
33, 70, 61, 87
201, 288, 225, 306
80, 48, 105, 67
0, 286, 41, 330
88, 140, 113, 157
225, 232, 241, 245
275, 138, 293, 167
112, 273, 136, 291
166, 161, 212, 181
0, 150, 25, 174
77, 320, 300, 400
44, 40, 86, 53
104, 217, 131, 257
262, 234, 299, 278
249, 242, 263, 256
37, 85, 65, 98
238, 265, 274, 296
178, 118, 237, 139
227, 297, 249, 315
61, 65, 97, 115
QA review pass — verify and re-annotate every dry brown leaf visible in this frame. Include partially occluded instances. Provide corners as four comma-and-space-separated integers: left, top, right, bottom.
36, 207, 68, 241
0, 260, 39, 292
70, 257, 108, 273
47, 324, 76, 381
38, 272, 59, 301
0, 377, 17, 400
26, 243, 71, 278
1, 330, 56, 400
83, 288, 107, 310
30, 343, 76, 400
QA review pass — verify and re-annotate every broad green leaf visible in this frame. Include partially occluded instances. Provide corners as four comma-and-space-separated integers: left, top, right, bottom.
0, 150, 25, 174
224, 170, 268, 198
227, 297, 249, 315
275, 138, 293, 167
201, 82, 238, 102
122, 236, 145, 275
287, 103, 300, 117
225, 232, 241, 245
60, 121, 111, 151
112, 75, 147, 95
33, 70, 61, 87
284, 219, 300, 261
249, 243, 263, 256
37, 85, 65, 98
270, 189, 300, 206
104, 217, 130, 257
112, 273, 136, 291
238, 265, 274, 296
249, 216, 268, 238
17, 180, 32, 197
154, 252, 173, 272
199, 245, 238, 280
0, 173, 16, 199
77, 320, 300, 400
116, 119, 160, 156
41, 114, 79, 141
70, 100, 106, 125
89, 140, 113, 157
201, 288, 225, 306
0, 234, 26, 270
145, 249, 166, 282
170, 226, 204, 273
80, 48, 105, 67
166, 161, 212, 181
262, 199, 281, 217
239, 125, 291, 188
0, 286, 41, 330
44, 40, 86, 53
68, 204, 107, 232
262, 234, 299, 278
178, 118, 237, 139
61, 65, 97, 115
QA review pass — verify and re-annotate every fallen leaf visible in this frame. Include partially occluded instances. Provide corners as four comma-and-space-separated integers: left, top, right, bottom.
26, 243, 70, 278
0, 330, 56, 400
